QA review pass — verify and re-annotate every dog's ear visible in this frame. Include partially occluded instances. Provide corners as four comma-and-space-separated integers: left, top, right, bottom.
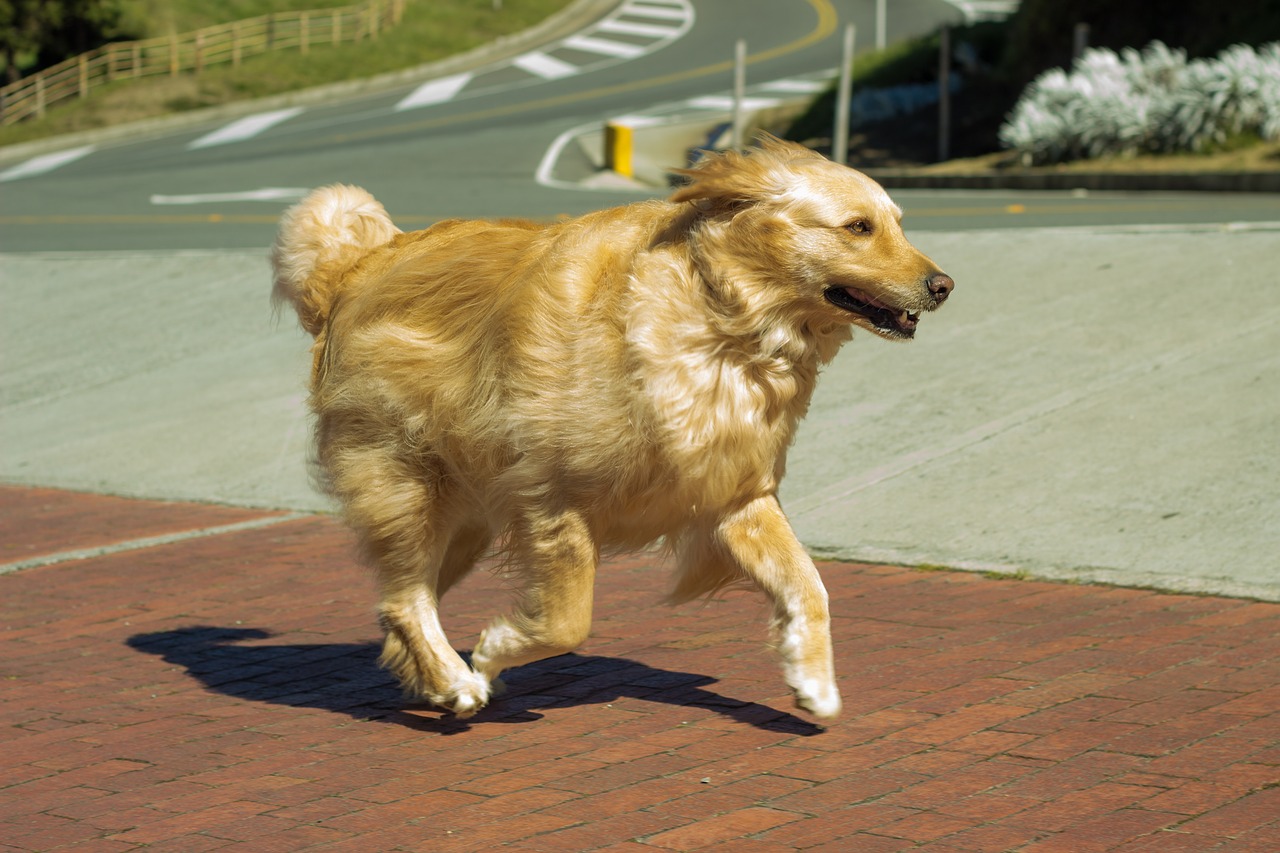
669, 135, 820, 214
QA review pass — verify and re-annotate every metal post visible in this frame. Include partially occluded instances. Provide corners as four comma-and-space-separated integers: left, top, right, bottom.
875, 0, 886, 51
937, 27, 951, 162
833, 23, 855, 165
1072, 22, 1090, 63
730, 39, 746, 151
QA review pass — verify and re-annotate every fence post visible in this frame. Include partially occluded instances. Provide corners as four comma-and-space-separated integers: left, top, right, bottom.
301, 13, 310, 54
132, 43, 141, 77
169, 32, 179, 76
78, 53, 89, 97
195, 32, 204, 75
268, 14, 276, 48
333, 10, 341, 44
35, 75, 46, 118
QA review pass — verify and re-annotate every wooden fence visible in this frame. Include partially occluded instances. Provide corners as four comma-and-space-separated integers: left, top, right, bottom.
0, 0, 405, 126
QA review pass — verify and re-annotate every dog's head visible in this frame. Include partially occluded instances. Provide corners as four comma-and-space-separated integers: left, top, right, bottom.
671, 137, 952, 342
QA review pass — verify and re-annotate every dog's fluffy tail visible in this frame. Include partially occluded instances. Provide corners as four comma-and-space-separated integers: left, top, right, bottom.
271, 184, 399, 337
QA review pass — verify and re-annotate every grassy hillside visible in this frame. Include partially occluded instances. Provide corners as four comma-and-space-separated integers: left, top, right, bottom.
134, 0, 359, 35
0, 0, 572, 147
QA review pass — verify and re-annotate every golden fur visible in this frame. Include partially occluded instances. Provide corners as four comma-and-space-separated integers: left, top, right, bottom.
271, 138, 952, 719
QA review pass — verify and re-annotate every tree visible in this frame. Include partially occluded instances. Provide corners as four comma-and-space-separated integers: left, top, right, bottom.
0, 0, 58, 85
0, 0, 141, 84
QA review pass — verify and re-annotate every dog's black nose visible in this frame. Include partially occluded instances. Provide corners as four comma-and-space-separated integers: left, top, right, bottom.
927, 273, 954, 302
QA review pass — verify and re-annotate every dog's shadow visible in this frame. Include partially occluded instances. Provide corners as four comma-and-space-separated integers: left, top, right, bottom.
126, 626, 822, 736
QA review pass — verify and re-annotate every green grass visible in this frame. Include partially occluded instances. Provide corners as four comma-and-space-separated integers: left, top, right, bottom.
0, 0, 573, 148
134, 0, 362, 35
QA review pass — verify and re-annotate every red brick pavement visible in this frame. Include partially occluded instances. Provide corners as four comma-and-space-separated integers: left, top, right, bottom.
1, 484, 1276, 852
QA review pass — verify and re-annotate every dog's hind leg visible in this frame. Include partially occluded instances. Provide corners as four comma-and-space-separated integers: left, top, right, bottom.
334, 451, 495, 717
469, 508, 597, 685
681, 496, 842, 719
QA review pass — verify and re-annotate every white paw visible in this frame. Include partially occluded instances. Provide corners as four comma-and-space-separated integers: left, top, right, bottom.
470, 620, 521, 679
793, 677, 842, 720
440, 671, 492, 719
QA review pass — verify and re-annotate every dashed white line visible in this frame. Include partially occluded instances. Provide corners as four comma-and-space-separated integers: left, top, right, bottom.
395, 72, 474, 111
150, 187, 310, 205
760, 79, 829, 93
686, 95, 785, 111
187, 107, 305, 149
0, 145, 95, 182
512, 51, 581, 80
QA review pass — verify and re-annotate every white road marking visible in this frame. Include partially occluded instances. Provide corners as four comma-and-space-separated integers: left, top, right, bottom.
187, 107, 305, 149
621, 1, 690, 20
761, 79, 829, 93
563, 34, 649, 59
535, 73, 834, 193
150, 187, 310, 205
945, 0, 1020, 22
687, 95, 784, 111
595, 18, 683, 38
395, 72, 473, 111
512, 50, 580, 80
0, 145, 95, 183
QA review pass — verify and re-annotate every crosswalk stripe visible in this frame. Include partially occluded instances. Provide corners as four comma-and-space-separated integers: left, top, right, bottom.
563, 34, 649, 59
395, 72, 473, 111
512, 51, 580, 80
595, 18, 683, 38
0, 145, 95, 183
187, 107, 305, 149
621, 1, 689, 20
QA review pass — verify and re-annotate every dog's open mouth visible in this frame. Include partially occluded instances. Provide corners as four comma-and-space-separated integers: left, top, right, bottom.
824, 286, 919, 338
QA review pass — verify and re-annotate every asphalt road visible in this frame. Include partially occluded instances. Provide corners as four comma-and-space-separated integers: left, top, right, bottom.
2, 0, 1278, 600
2, 0, 1276, 252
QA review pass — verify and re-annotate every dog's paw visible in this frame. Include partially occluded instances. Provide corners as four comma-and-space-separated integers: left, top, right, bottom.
793, 678, 842, 720
438, 671, 493, 719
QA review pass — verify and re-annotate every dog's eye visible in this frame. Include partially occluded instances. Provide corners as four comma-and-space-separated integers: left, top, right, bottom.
846, 219, 872, 235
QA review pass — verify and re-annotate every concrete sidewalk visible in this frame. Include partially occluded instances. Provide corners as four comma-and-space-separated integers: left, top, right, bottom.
3, 224, 1278, 600
2, 485, 1278, 852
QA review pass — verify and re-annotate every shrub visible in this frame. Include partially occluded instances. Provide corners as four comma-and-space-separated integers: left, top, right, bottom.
999, 40, 1280, 164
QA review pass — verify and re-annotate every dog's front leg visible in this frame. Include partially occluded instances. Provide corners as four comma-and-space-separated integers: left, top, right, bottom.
714, 496, 841, 719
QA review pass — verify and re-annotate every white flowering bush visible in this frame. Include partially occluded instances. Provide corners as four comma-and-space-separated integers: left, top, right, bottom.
999, 40, 1280, 164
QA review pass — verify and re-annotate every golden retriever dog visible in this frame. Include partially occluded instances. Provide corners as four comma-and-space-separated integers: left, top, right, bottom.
271, 137, 953, 720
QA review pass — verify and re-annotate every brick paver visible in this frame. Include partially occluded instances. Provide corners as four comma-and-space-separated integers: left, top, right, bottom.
1, 485, 1276, 851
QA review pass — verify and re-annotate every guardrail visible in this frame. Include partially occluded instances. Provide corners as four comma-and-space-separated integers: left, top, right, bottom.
0, 0, 405, 126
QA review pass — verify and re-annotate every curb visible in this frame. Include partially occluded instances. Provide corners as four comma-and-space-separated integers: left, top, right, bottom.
0, 0, 620, 166
864, 168, 1280, 193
